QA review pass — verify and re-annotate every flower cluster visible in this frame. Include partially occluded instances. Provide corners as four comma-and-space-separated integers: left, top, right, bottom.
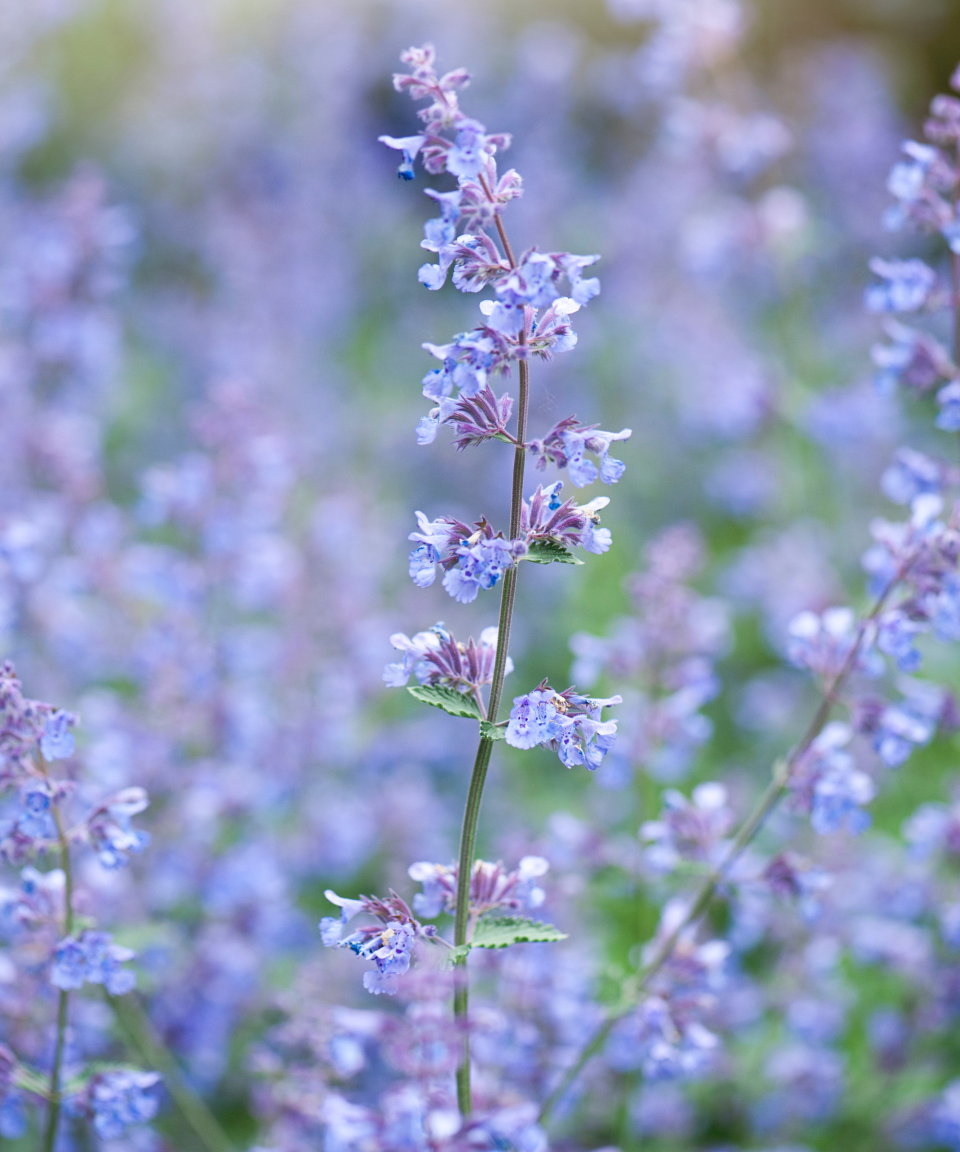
641, 782, 734, 873
320, 889, 432, 996
72, 1070, 162, 1140
785, 722, 875, 835
406, 487, 618, 604
0, 662, 160, 1144
379, 43, 633, 515
505, 682, 620, 770
527, 418, 632, 488
608, 916, 729, 1081
408, 856, 548, 919
383, 622, 512, 694
51, 930, 137, 995
786, 606, 879, 682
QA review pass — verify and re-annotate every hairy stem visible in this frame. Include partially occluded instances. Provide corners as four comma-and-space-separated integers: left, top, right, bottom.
42, 804, 74, 1152
479, 173, 518, 271
453, 197, 528, 1116
538, 577, 900, 1126
108, 992, 236, 1152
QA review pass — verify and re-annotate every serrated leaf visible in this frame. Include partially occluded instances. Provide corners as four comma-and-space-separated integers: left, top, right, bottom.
452, 916, 568, 958
480, 721, 506, 741
407, 684, 482, 720
524, 539, 584, 565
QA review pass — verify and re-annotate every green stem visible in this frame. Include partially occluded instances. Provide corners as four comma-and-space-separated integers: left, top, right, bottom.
453, 198, 529, 1116
951, 248, 960, 365
42, 802, 74, 1152
107, 992, 236, 1152
41, 991, 69, 1152
538, 576, 901, 1126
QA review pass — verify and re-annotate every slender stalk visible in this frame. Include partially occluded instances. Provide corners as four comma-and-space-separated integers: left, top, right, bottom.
951, 248, 960, 365
42, 803, 74, 1152
950, 164, 960, 459
453, 192, 528, 1116
951, 154, 960, 367
538, 576, 901, 1126
479, 174, 518, 271
107, 992, 236, 1152
42, 992, 69, 1152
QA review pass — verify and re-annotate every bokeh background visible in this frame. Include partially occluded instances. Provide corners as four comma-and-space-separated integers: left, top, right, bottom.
7, 0, 960, 1148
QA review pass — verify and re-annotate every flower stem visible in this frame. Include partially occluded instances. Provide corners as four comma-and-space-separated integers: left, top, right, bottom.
538, 577, 901, 1126
42, 803, 74, 1152
42, 992, 69, 1152
453, 199, 529, 1116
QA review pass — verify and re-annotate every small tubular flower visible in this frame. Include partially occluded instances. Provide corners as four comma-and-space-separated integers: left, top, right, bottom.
406, 510, 473, 588
377, 134, 427, 180
382, 624, 446, 688
762, 852, 833, 921
85, 787, 151, 869
853, 678, 953, 767
442, 535, 523, 603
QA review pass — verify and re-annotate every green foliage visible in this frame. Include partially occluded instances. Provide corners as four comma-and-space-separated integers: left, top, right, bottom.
407, 684, 482, 719
480, 721, 506, 741
524, 539, 584, 565
452, 916, 567, 959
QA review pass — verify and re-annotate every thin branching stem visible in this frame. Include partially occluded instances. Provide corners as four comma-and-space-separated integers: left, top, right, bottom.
42, 799, 74, 1152
453, 188, 527, 1116
538, 573, 902, 1126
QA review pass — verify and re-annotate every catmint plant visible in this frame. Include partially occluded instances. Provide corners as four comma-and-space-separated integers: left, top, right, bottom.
0, 662, 158, 1149
317, 43, 629, 1119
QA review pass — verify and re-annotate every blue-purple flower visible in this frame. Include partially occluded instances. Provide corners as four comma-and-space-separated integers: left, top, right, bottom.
87, 1070, 161, 1140
377, 134, 427, 180
505, 682, 620, 769
40, 710, 77, 761
442, 536, 521, 603
787, 722, 875, 835
787, 607, 879, 681
85, 787, 151, 869
50, 931, 137, 995
528, 418, 632, 488
408, 856, 548, 919
384, 623, 511, 692
320, 890, 424, 996
864, 257, 936, 313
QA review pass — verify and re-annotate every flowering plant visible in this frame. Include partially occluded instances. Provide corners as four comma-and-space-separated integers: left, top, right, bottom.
315, 43, 629, 1121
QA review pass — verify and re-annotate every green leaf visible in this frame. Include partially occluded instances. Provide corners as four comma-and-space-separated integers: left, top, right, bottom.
407, 684, 482, 720
524, 539, 584, 565
452, 916, 568, 958
480, 721, 506, 741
